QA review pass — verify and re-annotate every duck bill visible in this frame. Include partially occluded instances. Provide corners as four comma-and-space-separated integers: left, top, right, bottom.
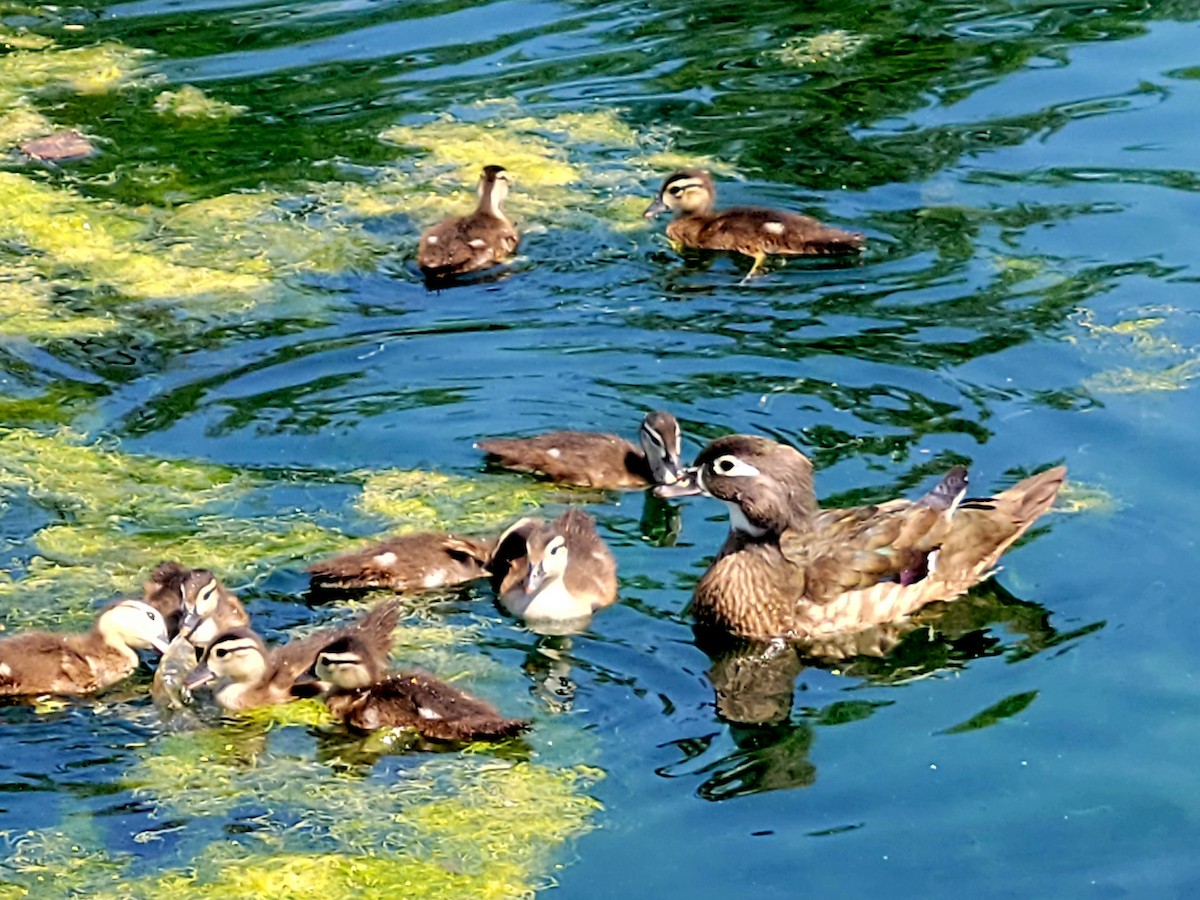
183, 665, 216, 691
654, 467, 702, 498
179, 611, 201, 641
525, 563, 547, 595
643, 195, 668, 218
150, 636, 170, 654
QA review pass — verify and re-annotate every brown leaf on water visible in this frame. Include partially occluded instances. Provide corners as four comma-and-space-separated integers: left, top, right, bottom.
18, 129, 94, 161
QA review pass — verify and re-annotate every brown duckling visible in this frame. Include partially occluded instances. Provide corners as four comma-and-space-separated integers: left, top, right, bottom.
644, 169, 864, 279
313, 635, 528, 741
149, 567, 250, 709
308, 532, 495, 593
659, 435, 1065, 641
184, 599, 400, 712
489, 508, 618, 625
477, 410, 684, 490
418, 165, 519, 279
0, 599, 169, 696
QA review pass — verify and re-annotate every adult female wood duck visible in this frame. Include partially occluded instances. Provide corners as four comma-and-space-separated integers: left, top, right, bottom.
489, 508, 618, 626
308, 532, 495, 593
312, 635, 528, 741
644, 169, 864, 279
659, 435, 1065, 641
184, 599, 400, 711
0, 600, 169, 696
418, 165, 518, 279
476, 410, 684, 490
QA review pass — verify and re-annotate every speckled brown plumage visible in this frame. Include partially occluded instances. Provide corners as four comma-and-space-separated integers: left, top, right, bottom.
186, 599, 400, 711
644, 169, 864, 277
0, 600, 168, 696
316, 635, 527, 741
672, 435, 1065, 641
308, 532, 494, 593
489, 508, 618, 623
477, 410, 683, 490
418, 165, 518, 279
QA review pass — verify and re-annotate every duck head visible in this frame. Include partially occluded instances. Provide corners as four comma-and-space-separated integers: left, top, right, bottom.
644, 169, 716, 218
98, 599, 170, 654
659, 435, 818, 536
178, 570, 222, 646
479, 165, 511, 216
525, 531, 569, 594
314, 635, 382, 691
639, 410, 684, 485
184, 628, 268, 691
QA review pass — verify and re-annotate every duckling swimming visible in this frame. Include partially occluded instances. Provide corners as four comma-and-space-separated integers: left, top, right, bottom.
0, 599, 168, 696
308, 532, 494, 593
489, 509, 618, 626
314, 635, 528, 741
660, 434, 1065, 641
418, 165, 519, 279
644, 169, 864, 279
184, 599, 399, 712
477, 410, 684, 490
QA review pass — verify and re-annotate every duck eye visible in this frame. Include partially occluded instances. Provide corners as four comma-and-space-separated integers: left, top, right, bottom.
215, 648, 228, 658
146, 610, 156, 620
715, 457, 736, 474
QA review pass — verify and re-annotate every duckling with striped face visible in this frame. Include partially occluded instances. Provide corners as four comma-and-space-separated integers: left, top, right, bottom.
644, 169, 865, 280
313, 635, 528, 741
0, 599, 169, 696
477, 410, 684, 490
184, 600, 400, 712
418, 165, 519, 280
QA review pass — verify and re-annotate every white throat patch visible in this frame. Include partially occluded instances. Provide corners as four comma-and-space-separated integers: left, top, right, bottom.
725, 501, 767, 537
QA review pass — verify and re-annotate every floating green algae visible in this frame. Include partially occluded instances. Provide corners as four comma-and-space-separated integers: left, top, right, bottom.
1084, 359, 1200, 394
0, 35, 152, 98
0, 271, 116, 340
773, 30, 870, 68
0, 428, 246, 520
354, 469, 545, 533
112, 720, 602, 900
153, 85, 247, 120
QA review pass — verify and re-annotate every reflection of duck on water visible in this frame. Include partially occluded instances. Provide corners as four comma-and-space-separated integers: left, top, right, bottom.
662, 580, 1100, 803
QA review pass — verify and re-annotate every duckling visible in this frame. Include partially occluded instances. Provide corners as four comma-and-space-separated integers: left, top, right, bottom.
477, 410, 684, 490
0, 599, 169, 696
659, 435, 1065, 641
489, 508, 618, 625
150, 568, 250, 709
644, 169, 864, 279
184, 599, 400, 712
308, 532, 495, 593
418, 165, 519, 279
313, 635, 528, 741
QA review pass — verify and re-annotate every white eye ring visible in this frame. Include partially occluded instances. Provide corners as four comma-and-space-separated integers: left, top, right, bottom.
711, 455, 760, 478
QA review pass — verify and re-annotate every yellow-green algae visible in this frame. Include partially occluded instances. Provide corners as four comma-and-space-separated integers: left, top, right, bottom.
773, 30, 870, 68
0, 269, 116, 340
115, 723, 601, 899
0, 35, 152, 98
153, 84, 247, 120
355, 468, 545, 533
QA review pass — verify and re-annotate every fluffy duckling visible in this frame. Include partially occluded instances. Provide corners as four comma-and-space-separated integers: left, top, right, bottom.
185, 599, 400, 712
660, 435, 1065, 641
489, 509, 618, 625
308, 532, 494, 593
644, 169, 864, 279
0, 600, 168, 696
477, 410, 684, 490
418, 165, 519, 279
313, 635, 528, 741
